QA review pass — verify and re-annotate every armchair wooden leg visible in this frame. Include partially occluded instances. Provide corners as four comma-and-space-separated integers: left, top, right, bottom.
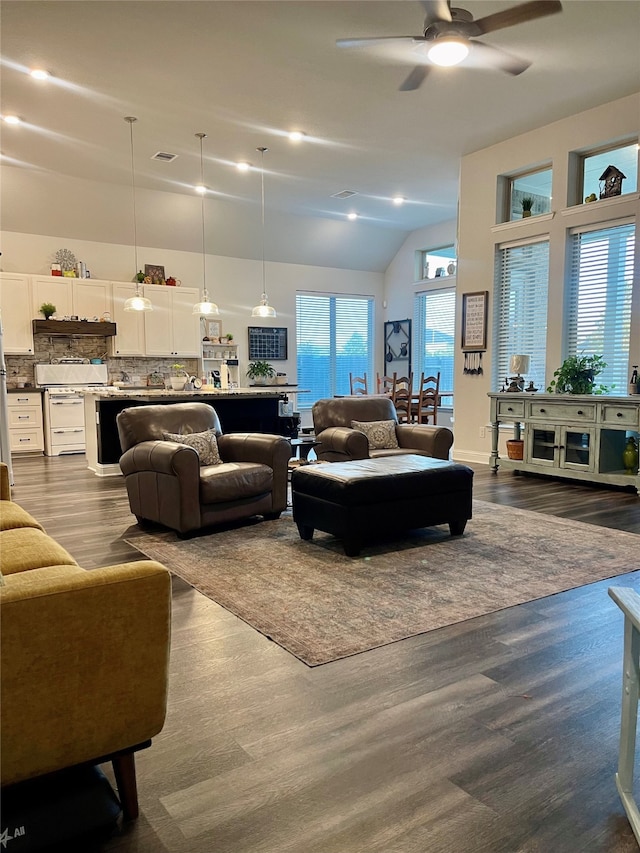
112, 751, 139, 821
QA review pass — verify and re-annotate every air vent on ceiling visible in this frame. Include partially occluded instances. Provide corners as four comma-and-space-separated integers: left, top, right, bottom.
151, 151, 178, 163
331, 190, 358, 199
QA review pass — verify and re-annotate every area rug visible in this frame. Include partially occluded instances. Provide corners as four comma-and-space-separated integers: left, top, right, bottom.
125, 501, 639, 666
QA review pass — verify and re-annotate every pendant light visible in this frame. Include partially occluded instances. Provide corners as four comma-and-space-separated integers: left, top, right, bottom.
192, 132, 220, 317
123, 116, 152, 312
251, 146, 277, 318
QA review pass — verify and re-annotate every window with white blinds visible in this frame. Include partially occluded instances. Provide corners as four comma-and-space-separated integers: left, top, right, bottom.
567, 221, 635, 391
414, 287, 455, 405
296, 292, 374, 408
493, 238, 549, 392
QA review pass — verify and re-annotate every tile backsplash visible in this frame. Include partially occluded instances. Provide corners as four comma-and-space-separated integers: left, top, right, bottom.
5, 337, 198, 388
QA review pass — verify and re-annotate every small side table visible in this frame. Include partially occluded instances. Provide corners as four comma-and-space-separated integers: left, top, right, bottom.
290, 436, 318, 462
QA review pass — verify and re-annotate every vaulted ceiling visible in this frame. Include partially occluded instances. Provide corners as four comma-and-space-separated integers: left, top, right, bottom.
2, 1, 639, 271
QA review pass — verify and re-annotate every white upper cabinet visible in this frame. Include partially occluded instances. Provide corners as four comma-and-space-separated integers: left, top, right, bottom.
143, 285, 200, 357
0, 273, 34, 353
31, 276, 111, 321
31, 276, 73, 319
111, 282, 145, 356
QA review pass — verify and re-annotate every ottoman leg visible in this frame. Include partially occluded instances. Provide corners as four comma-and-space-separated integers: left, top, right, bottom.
449, 519, 467, 536
296, 522, 314, 541
343, 539, 362, 558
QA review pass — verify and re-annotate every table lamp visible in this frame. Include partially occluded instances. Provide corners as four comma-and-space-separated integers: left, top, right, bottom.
507, 354, 530, 392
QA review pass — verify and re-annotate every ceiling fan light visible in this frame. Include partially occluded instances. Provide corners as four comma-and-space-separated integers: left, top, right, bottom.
428, 38, 469, 67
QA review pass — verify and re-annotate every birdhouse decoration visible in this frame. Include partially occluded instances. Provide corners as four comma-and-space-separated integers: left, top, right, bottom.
599, 165, 626, 199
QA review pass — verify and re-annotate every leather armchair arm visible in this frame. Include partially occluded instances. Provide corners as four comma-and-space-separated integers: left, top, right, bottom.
0, 462, 10, 501
315, 426, 369, 462
218, 433, 291, 513
396, 424, 453, 460
1, 561, 171, 786
119, 440, 200, 482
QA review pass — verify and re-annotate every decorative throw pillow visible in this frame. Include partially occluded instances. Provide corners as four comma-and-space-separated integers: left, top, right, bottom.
350, 419, 399, 450
162, 429, 222, 466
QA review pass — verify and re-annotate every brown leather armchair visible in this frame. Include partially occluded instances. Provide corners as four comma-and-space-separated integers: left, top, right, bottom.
312, 396, 453, 463
117, 402, 291, 536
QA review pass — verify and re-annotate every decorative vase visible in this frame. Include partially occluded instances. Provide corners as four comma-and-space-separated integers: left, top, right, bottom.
522, 210, 532, 218
170, 377, 186, 391
622, 436, 639, 475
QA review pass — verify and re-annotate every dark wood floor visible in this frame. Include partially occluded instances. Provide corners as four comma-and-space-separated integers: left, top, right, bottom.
7, 454, 640, 852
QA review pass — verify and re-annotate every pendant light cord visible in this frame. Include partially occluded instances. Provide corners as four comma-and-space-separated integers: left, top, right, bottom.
259, 146, 267, 300
197, 133, 207, 295
125, 117, 139, 275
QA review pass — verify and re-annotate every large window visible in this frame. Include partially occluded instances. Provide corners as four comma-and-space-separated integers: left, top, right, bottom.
414, 286, 455, 405
296, 292, 374, 408
493, 238, 549, 392
566, 220, 635, 391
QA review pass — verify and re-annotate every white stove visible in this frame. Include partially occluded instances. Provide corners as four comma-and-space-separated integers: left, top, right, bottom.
35, 363, 109, 456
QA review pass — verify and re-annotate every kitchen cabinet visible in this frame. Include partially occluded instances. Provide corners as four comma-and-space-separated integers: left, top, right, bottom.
0, 273, 34, 354
7, 391, 44, 454
489, 392, 640, 493
31, 276, 111, 321
143, 285, 200, 357
111, 282, 145, 356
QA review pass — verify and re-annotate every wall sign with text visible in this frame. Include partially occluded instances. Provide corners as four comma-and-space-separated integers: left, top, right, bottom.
461, 291, 488, 351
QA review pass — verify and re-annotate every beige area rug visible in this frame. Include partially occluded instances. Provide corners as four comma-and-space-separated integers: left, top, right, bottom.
125, 501, 639, 666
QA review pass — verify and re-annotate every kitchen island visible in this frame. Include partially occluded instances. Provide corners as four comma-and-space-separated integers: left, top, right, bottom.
81, 386, 303, 476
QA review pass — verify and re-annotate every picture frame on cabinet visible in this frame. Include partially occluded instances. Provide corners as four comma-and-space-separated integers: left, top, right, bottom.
205, 319, 222, 340
144, 264, 165, 284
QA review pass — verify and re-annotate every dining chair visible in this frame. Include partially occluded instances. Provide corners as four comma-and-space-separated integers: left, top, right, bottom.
391, 373, 413, 423
415, 372, 440, 425
376, 373, 395, 395
349, 373, 368, 395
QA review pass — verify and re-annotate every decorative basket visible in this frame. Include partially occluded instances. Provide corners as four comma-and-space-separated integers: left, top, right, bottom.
506, 439, 524, 461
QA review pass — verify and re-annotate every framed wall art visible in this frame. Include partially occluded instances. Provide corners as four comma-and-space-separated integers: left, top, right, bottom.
205, 319, 222, 340
383, 319, 411, 376
461, 291, 488, 351
144, 264, 165, 284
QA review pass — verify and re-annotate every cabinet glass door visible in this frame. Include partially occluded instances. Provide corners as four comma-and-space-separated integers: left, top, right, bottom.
529, 427, 557, 466
561, 428, 593, 470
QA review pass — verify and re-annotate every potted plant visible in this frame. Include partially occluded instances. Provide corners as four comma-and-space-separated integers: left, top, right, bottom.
169, 363, 187, 391
246, 360, 275, 385
521, 197, 534, 218
547, 353, 610, 395
40, 302, 56, 320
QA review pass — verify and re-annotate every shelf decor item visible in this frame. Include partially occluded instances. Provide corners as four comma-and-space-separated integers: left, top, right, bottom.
546, 354, 610, 395
39, 302, 56, 320
54, 248, 77, 273
622, 436, 639, 475
521, 197, 533, 217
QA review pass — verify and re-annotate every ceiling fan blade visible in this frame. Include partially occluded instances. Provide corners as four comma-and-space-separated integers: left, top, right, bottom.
471, 40, 532, 75
419, 0, 452, 25
474, 0, 562, 36
399, 65, 430, 91
336, 35, 426, 48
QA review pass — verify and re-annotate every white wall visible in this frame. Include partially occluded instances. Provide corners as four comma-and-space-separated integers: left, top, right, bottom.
383, 93, 640, 464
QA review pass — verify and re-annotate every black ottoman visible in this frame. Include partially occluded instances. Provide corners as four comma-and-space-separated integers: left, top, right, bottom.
291, 454, 474, 556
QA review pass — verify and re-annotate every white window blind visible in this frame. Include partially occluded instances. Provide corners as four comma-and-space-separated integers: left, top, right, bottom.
493, 238, 549, 392
414, 287, 455, 405
567, 221, 635, 391
296, 292, 374, 408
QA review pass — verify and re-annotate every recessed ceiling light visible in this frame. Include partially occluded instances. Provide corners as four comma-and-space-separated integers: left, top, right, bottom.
3, 115, 21, 125
195, 184, 207, 194
30, 69, 49, 81
236, 161, 251, 172
288, 131, 306, 142
347, 212, 358, 220
392, 196, 405, 205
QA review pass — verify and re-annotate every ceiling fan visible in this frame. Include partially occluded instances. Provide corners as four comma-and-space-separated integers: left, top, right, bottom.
336, 0, 562, 91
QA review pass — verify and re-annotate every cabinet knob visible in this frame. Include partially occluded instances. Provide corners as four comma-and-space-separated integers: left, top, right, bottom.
577, 410, 583, 415
617, 412, 623, 418
539, 408, 546, 413
507, 407, 513, 412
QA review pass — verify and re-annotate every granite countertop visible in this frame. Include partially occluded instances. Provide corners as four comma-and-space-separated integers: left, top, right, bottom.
7, 386, 44, 393
78, 385, 306, 399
